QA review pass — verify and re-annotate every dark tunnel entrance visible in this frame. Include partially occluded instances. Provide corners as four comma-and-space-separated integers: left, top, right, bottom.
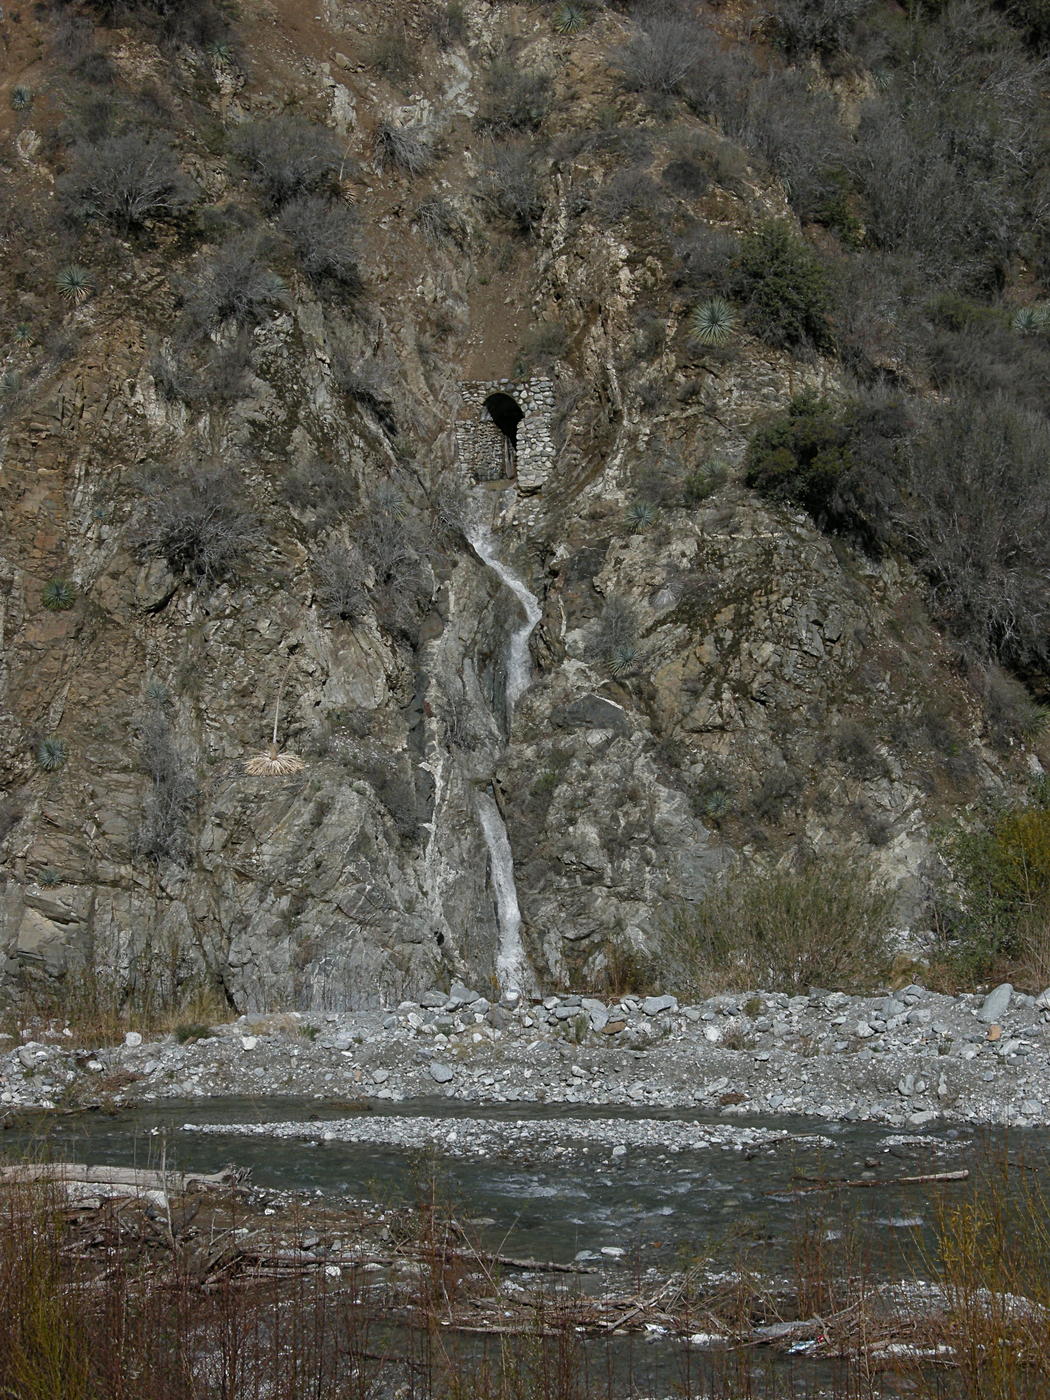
484, 392, 524, 447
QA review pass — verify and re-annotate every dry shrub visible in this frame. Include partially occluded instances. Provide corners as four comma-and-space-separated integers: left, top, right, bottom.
132, 461, 264, 585
665, 857, 893, 995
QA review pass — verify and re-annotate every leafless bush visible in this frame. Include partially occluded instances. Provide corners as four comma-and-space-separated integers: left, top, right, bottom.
427, 0, 468, 48
232, 116, 342, 208
58, 132, 196, 232
475, 59, 553, 133
414, 197, 469, 245
279, 196, 362, 297
313, 539, 368, 622
673, 223, 740, 296
279, 456, 358, 531
151, 332, 253, 405
366, 27, 418, 83
593, 165, 662, 222
133, 703, 197, 865
771, 0, 868, 60
133, 462, 264, 584
612, 11, 711, 100
332, 355, 398, 435
372, 120, 433, 174
894, 394, 1050, 669
59, 0, 229, 47
478, 141, 545, 235
179, 233, 285, 336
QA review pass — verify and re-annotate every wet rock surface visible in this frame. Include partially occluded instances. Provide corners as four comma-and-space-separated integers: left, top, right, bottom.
5, 981, 1050, 1130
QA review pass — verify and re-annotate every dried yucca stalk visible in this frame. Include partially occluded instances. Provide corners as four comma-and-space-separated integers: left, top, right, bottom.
244, 661, 305, 776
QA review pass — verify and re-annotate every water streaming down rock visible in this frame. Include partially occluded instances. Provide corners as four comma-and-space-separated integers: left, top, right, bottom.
476, 789, 529, 993
467, 525, 542, 718
466, 523, 542, 993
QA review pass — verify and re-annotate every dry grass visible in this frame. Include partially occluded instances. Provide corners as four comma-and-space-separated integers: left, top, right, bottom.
1, 972, 232, 1047
663, 857, 894, 997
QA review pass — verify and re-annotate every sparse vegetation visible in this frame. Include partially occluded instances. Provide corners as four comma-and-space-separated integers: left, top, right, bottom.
313, 539, 368, 622
478, 142, 545, 234
178, 234, 285, 335
232, 116, 342, 209
58, 133, 196, 233
133, 697, 197, 865
372, 120, 433, 175
132, 461, 263, 585
279, 197, 362, 297
666, 858, 893, 995
476, 60, 553, 134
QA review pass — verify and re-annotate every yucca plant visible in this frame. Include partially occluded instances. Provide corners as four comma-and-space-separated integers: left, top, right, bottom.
55, 265, 93, 304
1013, 304, 1050, 334
13, 322, 32, 345
245, 661, 305, 775
609, 644, 640, 677
36, 737, 69, 772
553, 3, 589, 34
11, 86, 32, 112
625, 499, 658, 530
41, 579, 76, 611
689, 297, 738, 346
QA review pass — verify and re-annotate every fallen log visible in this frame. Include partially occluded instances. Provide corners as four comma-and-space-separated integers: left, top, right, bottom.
0, 1163, 248, 1192
786, 1169, 969, 1194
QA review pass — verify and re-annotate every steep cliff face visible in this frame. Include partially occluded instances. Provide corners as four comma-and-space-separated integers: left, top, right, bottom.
0, 0, 1040, 1009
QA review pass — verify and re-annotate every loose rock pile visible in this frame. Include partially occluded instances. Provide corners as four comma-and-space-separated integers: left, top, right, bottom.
3, 982, 1050, 1128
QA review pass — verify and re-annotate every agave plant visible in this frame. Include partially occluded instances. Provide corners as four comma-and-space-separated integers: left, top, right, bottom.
56, 265, 94, 305
689, 297, 738, 347
37, 737, 69, 772
625, 499, 658, 531
1013, 304, 1050, 334
42, 578, 76, 611
13, 322, 32, 345
553, 3, 589, 34
37, 868, 62, 888
11, 86, 32, 112
245, 661, 305, 776
609, 644, 640, 677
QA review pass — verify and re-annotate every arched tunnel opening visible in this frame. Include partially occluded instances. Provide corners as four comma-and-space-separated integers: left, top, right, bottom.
484, 392, 524, 448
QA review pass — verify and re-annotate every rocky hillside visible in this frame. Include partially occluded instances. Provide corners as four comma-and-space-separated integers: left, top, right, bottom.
1, 0, 1047, 1011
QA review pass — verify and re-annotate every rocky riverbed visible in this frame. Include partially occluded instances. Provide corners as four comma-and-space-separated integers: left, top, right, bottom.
4, 980, 1050, 1131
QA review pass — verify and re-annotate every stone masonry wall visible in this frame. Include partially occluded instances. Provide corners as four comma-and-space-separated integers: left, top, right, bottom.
456, 379, 556, 493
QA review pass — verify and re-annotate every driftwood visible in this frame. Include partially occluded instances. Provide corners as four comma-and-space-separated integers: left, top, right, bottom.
0, 1163, 249, 1199
787, 1169, 969, 1194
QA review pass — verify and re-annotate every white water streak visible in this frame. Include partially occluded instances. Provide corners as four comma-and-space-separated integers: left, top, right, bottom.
476, 789, 528, 993
467, 525, 542, 716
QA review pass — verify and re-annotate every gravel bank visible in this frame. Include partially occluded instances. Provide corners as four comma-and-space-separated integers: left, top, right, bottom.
4, 981, 1050, 1128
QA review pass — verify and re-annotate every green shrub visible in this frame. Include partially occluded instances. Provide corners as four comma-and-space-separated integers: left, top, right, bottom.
744, 393, 852, 521
940, 798, 1050, 984
733, 220, 833, 351
41, 579, 76, 612
683, 460, 729, 504
665, 858, 893, 995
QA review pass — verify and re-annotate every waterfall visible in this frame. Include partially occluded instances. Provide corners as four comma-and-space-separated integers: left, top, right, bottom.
466, 522, 542, 995
476, 790, 528, 993
467, 524, 542, 717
